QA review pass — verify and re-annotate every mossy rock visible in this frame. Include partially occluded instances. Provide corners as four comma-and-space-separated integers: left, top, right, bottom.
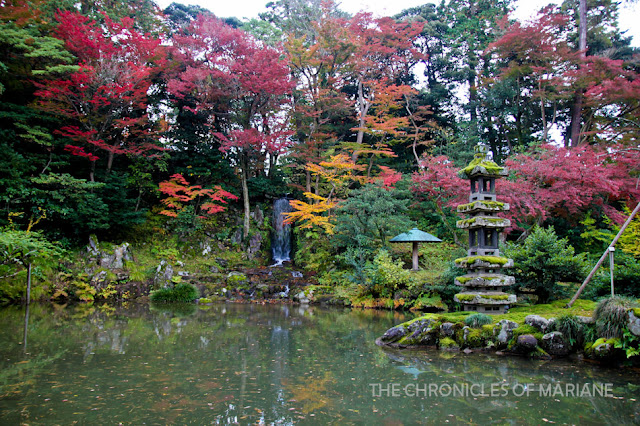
455, 274, 515, 288
226, 272, 248, 284
508, 325, 543, 350
454, 292, 516, 305
587, 337, 622, 360
456, 216, 511, 229
457, 200, 509, 213
439, 337, 459, 351
454, 256, 513, 269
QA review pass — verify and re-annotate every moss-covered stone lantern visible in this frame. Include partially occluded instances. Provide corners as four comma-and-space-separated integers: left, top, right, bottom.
390, 228, 442, 271
453, 145, 516, 314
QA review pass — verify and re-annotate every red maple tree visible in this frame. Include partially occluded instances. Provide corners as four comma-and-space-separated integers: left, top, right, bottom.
167, 14, 294, 238
34, 11, 166, 181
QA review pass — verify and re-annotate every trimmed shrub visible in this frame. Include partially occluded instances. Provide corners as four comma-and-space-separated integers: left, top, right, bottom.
150, 283, 198, 303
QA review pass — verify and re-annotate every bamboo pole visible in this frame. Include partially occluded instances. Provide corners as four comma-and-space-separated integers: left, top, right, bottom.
566, 201, 640, 308
26, 262, 32, 305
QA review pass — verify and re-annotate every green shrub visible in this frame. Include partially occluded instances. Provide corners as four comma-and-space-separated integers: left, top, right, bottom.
150, 283, 198, 302
464, 313, 492, 328
429, 261, 465, 309
584, 253, 640, 300
505, 226, 586, 303
593, 296, 639, 339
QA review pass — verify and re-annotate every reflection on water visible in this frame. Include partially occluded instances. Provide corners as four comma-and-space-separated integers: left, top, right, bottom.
0, 302, 639, 424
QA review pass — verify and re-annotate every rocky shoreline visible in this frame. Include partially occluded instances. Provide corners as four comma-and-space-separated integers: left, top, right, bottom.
376, 310, 640, 364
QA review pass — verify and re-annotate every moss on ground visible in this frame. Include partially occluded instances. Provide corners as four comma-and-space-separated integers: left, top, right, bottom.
404, 299, 596, 328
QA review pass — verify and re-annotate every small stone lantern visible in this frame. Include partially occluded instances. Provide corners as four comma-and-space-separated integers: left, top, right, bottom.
453, 145, 516, 314
390, 228, 442, 271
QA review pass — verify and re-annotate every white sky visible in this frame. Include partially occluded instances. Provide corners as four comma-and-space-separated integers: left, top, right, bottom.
156, 0, 640, 47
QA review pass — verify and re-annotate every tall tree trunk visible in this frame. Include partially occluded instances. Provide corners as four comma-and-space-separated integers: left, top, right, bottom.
241, 154, 250, 239
89, 160, 96, 183
353, 80, 371, 162
569, 0, 588, 147
107, 151, 115, 172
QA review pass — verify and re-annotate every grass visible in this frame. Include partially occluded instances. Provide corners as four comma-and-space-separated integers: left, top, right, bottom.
464, 313, 492, 328
594, 296, 639, 338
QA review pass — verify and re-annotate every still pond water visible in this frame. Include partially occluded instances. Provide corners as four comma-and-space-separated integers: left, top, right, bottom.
1, 302, 639, 424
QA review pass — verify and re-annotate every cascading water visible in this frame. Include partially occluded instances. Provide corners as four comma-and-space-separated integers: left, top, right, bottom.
271, 198, 293, 266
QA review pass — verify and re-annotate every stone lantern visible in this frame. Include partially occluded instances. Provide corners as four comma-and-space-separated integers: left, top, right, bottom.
453, 145, 516, 314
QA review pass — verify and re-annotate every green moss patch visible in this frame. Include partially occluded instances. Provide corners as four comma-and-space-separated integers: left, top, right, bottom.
439, 337, 458, 348
457, 200, 506, 212
455, 255, 510, 266
458, 158, 505, 178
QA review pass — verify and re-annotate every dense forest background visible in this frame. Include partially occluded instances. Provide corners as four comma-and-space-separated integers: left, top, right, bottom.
1, 0, 639, 305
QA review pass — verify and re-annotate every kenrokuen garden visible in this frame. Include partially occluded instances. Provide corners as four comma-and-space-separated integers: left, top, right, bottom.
1, 0, 640, 423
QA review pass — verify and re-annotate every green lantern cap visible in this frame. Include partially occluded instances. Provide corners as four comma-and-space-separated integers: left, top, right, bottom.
458, 144, 508, 179
390, 228, 442, 243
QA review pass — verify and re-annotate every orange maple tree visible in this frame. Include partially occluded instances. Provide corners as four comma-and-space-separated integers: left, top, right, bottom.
158, 174, 238, 218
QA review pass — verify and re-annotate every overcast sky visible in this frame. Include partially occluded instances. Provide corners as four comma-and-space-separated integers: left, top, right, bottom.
156, 0, 640, 46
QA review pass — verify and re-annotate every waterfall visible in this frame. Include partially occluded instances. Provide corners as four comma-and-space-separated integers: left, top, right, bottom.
271, 198, 292, 266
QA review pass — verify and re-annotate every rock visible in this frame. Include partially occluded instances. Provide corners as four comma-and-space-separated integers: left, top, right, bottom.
216, 258, 229, 268
87, 235, 100, 257
227, 272, 247, 284
90, 270, 109, 290
463, 348, 474, 354
252, 205, 264, 227
629, 310, 640, 337
515, 334, 539, 353
292, 271, 303, 278
294, 290, 312, 304
379, 326, 407, 343
525, 315, 550, 332
231, 228, 243, 245
541, 331, 569, 357
440, 322, 455, 337
209, 265, 220, 274
154, 260, 173, 288
496, 320, 519, 345
201, 243, 212, 256
405, 320, 437, 345
577, 315, 594, 324
177, 271, 190, 277
592, 339, 615, 358
247, 233, 263, 259
96, 242, 133, 270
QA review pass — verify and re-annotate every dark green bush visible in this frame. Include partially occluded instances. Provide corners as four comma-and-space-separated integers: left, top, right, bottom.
464, 313, 492, 328
505, 226, 586, 303
150, 283, 198, 302
593, 296, 638, 339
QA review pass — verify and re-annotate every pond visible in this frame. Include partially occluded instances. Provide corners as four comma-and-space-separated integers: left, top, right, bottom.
1, 302, 639, 424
